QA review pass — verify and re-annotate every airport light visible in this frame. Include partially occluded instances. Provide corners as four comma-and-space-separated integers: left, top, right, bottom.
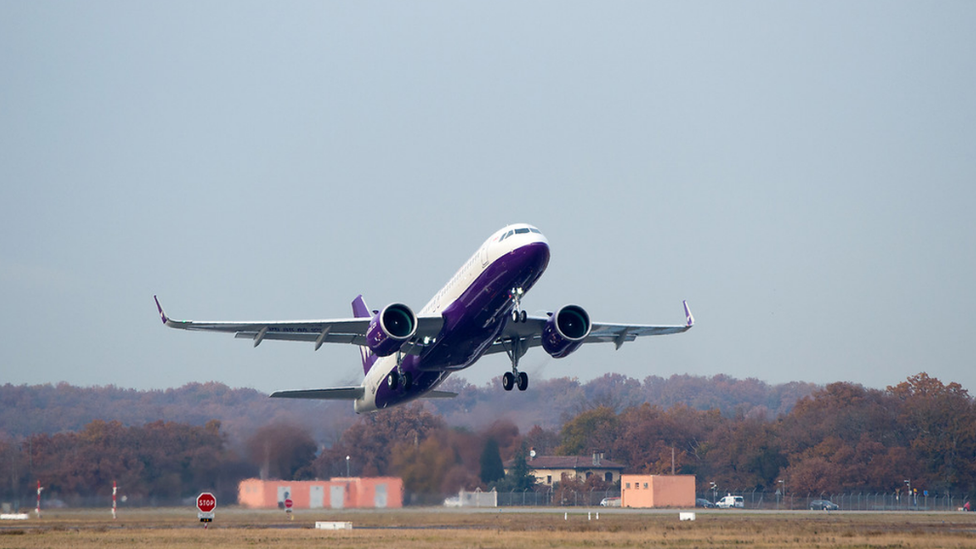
346, 455, 350, 477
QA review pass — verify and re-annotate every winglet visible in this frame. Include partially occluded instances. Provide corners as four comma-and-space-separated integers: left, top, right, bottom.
154, 295, 168, 325
683, 300, 695, 328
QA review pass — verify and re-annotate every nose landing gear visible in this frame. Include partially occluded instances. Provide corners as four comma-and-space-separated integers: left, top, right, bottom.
510, 287, 528, 323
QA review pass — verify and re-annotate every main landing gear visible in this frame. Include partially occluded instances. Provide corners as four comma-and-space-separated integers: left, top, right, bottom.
502, 370, 528, 392
502, 333, 529, 392
386, 352, 413, 391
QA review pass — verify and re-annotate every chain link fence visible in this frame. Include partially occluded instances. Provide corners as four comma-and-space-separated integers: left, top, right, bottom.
414, 488, 971, 510
699, 489, 968, 512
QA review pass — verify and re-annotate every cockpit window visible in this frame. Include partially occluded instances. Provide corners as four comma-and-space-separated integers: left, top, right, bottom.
529, 228, 541, 234
515, 228, 530, 235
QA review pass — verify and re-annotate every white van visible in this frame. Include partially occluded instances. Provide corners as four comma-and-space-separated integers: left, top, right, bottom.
716, 495, 744, 509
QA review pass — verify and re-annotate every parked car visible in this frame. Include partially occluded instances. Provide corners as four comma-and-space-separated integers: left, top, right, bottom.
696, 498, 716, 508
600, 497, 621, 507
716, 495, 744, 509
810, 499, 839, 511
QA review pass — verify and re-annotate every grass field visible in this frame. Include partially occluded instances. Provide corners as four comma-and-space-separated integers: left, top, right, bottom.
2, 507, 974, 548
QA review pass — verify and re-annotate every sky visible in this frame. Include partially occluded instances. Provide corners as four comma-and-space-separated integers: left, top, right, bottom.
2, 2, 974, 397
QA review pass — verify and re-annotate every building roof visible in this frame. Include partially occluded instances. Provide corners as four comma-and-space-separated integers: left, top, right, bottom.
504, 455, 626, 471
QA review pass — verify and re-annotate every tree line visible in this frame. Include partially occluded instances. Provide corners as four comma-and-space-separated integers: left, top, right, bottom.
312, 372, 976, 499
0, 373, 818, 444
1, 372, 972, 506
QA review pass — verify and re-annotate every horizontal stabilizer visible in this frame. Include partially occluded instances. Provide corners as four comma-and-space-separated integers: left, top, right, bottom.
423, 390, 458, 399
270, 387, 364, 400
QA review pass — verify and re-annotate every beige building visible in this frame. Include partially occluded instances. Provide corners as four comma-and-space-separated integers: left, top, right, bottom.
621, 474, 695, 508
504, 453, 625, 486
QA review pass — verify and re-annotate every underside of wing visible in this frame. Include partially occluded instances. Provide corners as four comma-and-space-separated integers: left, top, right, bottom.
586, 322, 692, 349
155, 296, 443, 352
483, 300, 694, 354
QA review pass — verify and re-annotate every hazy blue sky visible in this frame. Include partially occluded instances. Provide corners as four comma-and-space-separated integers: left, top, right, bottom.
2, 2, 974, 396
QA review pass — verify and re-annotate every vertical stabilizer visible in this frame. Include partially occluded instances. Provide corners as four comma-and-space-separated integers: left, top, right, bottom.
351, 295, 377, 374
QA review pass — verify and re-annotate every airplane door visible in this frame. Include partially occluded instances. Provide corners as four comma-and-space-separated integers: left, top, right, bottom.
310, 485, 324, 509
330, 485, 345, 509
481, 244, 489, 268
374, 483, 387, 508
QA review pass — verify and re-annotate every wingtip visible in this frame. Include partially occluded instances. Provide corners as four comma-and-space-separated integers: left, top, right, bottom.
683, 300, 695, 327
154, 295, 168, 325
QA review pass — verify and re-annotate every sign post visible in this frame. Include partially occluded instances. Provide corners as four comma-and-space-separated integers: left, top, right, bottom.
284, 497, 294, 520
35, 481, 43, 518
196, 492, 216, 527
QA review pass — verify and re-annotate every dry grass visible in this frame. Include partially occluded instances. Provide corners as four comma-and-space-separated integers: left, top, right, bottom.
1, 508, 974, 548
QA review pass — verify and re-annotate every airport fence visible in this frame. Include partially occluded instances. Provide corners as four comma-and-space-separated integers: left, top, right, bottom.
425, 488, 971, 511
700, 489, 970, 512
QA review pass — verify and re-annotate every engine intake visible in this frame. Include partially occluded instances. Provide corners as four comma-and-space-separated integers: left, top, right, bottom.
365, 303, 417, 357
541, 305, 591, 358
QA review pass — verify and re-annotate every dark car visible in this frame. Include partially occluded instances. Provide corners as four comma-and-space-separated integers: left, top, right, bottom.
696, 498, 717, 508
810, 499, 839, 511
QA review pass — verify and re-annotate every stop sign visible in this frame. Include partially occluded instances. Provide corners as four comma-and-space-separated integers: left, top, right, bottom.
284, 498, 293, 510
197, 492, 216, 514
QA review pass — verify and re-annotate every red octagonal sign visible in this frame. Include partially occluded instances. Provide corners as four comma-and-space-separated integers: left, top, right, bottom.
197, 492, 216, 514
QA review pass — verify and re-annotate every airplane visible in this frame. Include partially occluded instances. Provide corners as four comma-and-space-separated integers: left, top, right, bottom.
154, 223, 694, 413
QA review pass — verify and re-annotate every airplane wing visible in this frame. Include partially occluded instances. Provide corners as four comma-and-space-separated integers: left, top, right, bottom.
483, 300, 694, 356
154, 296, 443, 352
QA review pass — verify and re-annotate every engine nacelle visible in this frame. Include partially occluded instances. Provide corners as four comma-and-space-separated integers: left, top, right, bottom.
541, 305, 591, 358
365, 303, 417, 357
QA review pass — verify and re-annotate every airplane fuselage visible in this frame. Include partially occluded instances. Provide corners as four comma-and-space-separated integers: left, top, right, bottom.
355, 226, 550, 412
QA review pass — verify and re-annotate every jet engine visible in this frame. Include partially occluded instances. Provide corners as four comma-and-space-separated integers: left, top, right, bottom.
541, 305, 591, 358
365, 303, 417, 357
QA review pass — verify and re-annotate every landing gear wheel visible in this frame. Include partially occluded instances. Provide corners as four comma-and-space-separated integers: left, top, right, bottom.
502, 372, 515, 391
516, 371, 529, 391
520, 310, 527, 323
387, 371, 400, 389
400, 372, 413, 391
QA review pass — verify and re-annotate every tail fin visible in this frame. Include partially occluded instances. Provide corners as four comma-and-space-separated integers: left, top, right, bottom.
351, 295, 378, 375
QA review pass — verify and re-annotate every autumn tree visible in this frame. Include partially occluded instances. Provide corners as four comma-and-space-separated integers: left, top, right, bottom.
888, 373, 976, 492
479, 438, 505, 485
315, 403, 445, 478
495, 441, 536, 492
556, 406, 619, 457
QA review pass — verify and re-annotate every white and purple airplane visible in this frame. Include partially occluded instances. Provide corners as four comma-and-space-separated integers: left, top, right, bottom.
155, 224, 693, 413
